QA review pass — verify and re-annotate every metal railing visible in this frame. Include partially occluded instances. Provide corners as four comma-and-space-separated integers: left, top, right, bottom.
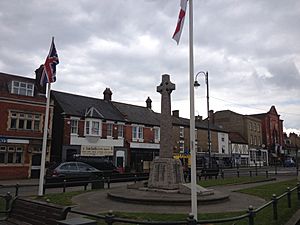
1, 183, 300, 225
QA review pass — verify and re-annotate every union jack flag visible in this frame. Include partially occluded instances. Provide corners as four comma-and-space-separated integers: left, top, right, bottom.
40, 37, 59, 86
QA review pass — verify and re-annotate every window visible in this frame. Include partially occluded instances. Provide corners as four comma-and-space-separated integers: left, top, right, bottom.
249, 122, 252, 131
107, 123, 113, 137
70, 119, 78, 134
117, 125, 124, 138
179, 127, 184, 138
154, 127, 160, 142
179, 140, 184, 153
11, 81, 34, 96
132, 125, 143, 141
0, 146, 23, 164
85, 119, 101, 136
9, 111, 41, 131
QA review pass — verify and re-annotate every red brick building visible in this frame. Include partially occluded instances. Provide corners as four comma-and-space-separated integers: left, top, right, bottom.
251, 106, 284, 162
0, 71, 52, 179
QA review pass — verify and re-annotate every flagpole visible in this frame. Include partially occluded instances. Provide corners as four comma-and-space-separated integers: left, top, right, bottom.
188, 0, 198, 220
38, 82, 51, 196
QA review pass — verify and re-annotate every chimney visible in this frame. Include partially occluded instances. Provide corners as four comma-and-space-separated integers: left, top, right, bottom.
195, 115, 202, 122
146, 97, 152, 109
103, 88, 112, 101
209, 110, 214, 124
172, 110, 179, 117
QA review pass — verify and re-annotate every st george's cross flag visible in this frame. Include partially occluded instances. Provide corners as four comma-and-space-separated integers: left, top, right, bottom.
40, 37, 59, 86
172, 0, 188, 44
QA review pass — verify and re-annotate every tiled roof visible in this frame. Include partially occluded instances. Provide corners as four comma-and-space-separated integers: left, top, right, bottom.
112, 102, 160, 126
51, 90, 227, 132
51, 90, 125, 122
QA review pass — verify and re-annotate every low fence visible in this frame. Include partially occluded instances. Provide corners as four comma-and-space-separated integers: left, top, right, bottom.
1, 183, 299, 224
0, 172, 149, 196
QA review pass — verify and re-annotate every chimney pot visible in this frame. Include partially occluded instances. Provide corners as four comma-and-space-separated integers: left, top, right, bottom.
103, 88, 112, 101
146, 97, 152, 109
172, 110, 179, 117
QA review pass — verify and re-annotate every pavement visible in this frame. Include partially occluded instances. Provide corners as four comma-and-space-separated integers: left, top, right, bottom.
1, 173, 299, 224
71, 176, 294, 215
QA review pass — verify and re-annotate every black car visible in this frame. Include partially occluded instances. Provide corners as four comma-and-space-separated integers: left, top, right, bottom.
46, 161, 102, 182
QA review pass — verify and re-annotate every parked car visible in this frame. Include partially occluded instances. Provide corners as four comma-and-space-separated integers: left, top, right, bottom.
284, 159, 295, 167
45, 161, 102, 182
74, 156, 119, 175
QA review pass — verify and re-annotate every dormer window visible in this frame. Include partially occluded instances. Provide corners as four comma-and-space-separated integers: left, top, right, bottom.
11, 81, 34, 96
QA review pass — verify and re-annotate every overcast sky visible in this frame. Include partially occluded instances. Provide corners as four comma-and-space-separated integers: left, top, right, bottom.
1, 0, 300, 135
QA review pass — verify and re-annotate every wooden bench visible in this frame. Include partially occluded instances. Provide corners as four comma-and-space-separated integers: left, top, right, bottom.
199, 168, 219, 180
0, 197, 71, 225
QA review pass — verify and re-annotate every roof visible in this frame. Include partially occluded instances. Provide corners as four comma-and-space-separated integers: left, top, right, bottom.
112, 101, 160, 126
229, 132, 248, 144
51, 90, 125, 122
51, 90, 228, 132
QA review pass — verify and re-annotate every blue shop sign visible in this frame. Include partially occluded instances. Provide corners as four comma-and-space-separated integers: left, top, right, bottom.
0, 137, 8, 143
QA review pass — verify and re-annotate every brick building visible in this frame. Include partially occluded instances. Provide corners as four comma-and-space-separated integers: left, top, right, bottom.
209, 110, 266, 166
250, 106, 284, 163
50, 88, 229, 172
0, 71, 52, 179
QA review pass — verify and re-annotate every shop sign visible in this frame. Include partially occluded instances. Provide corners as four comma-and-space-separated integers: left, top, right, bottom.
81, 145, 113, 157
0, 137, 7, 143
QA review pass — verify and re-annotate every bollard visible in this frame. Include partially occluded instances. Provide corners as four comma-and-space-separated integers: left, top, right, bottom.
248, 205, 255, 225
297, 183, 300, 201
186, 213, 197, 225
250, 171, 252, 177
4, 192, 12, 211
237, 170, 240, 178
63, 179, 66, 193
272, 194, 278, 220
287, 187, 291, 208
221, 170, 224, 179
134, 174, 137, 183
255, 163, 258, 176
105, 210, 115, 225
107, 177, 110, 189
266, 170, 268, 178
15, 183, 19, 197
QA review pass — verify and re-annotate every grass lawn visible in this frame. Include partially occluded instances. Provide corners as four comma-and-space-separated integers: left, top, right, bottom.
198, 175, 271, 187
34, 178, 300, 225
34, 190, 87, 206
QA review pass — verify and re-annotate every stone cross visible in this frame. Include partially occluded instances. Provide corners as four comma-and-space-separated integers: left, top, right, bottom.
157, 74, 175, 158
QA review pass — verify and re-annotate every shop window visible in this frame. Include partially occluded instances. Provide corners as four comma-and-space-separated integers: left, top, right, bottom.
0, 146, 23, 164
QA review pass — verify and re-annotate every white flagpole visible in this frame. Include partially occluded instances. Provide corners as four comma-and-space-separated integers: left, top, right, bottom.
188, 0, 198, 220
38, 82, 51, 196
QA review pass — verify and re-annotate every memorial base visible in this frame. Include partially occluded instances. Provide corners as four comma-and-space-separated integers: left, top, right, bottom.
148, 158, 184, 190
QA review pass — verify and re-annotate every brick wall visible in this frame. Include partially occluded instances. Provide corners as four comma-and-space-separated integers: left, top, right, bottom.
0, 165, 29, 180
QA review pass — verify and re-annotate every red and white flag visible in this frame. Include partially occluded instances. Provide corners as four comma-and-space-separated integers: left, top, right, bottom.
172, 0, 188, 44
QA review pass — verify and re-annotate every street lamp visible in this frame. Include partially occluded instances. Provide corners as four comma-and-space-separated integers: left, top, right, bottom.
194, 71, 211, 168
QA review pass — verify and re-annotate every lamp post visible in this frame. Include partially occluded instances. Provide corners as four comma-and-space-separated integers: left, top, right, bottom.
194, 71, 211, 168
